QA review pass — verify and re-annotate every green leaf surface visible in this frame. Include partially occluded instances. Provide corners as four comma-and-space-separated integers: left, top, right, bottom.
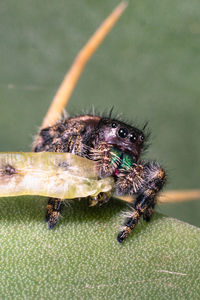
0, 1, 200, 298
0, 196, 199, 299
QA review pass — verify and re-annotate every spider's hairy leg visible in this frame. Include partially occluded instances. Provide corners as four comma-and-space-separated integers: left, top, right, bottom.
142, 204, 156, 222
46, 198, 64, 229
33, 119, 89, 229
116, 162, 166, 243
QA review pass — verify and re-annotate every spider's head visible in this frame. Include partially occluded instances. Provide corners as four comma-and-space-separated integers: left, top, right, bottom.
95, 118, 146, 162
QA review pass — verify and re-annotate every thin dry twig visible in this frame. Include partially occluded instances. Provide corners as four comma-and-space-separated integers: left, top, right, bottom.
118, 190, 200, 204
41, 1, 128, 129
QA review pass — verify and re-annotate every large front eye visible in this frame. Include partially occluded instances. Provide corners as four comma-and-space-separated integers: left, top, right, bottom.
118, 128, 128, 138
130, 133, 137, 143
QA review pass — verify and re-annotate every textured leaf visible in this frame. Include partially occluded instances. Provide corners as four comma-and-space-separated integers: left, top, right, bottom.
0, 196, 199, 299
0, 1, 200, 298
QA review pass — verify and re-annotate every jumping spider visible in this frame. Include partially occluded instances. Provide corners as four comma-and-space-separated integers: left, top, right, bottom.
34, 114, 166, 243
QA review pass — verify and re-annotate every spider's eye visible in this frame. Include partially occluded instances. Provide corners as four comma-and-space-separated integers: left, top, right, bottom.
112, 122, 117, 128
118, 128, 128, 138
130, 133, 137, 143
140, 134, 144, 142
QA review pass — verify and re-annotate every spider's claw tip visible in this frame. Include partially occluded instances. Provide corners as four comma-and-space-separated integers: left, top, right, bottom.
48, 224, 53, 229
48, 221, 57, 229
117, 232, 125, 243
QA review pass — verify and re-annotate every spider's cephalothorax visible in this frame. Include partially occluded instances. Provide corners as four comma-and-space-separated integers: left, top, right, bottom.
34, 114, 166, 243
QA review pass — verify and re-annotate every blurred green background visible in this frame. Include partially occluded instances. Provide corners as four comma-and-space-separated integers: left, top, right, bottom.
0, 0, 199, 226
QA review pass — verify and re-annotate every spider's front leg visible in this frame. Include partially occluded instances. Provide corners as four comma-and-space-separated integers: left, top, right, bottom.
116, 162, 166, 243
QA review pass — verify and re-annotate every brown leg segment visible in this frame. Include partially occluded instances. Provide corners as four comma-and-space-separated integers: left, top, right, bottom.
46, 198, 64, 229
117, 162, 166, 243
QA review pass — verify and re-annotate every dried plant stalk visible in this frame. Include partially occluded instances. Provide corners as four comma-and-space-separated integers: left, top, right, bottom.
118, 190, 200, 204
158, 190, 200, 203
41, 1, 127, 129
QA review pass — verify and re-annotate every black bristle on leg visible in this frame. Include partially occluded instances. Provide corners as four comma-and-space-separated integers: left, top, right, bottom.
143, 204, 155, 222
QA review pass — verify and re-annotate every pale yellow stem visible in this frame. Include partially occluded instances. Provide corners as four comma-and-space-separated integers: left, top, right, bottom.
158, 190, 200, 203
117, 190, 200, 204
41, 1, 128, 129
